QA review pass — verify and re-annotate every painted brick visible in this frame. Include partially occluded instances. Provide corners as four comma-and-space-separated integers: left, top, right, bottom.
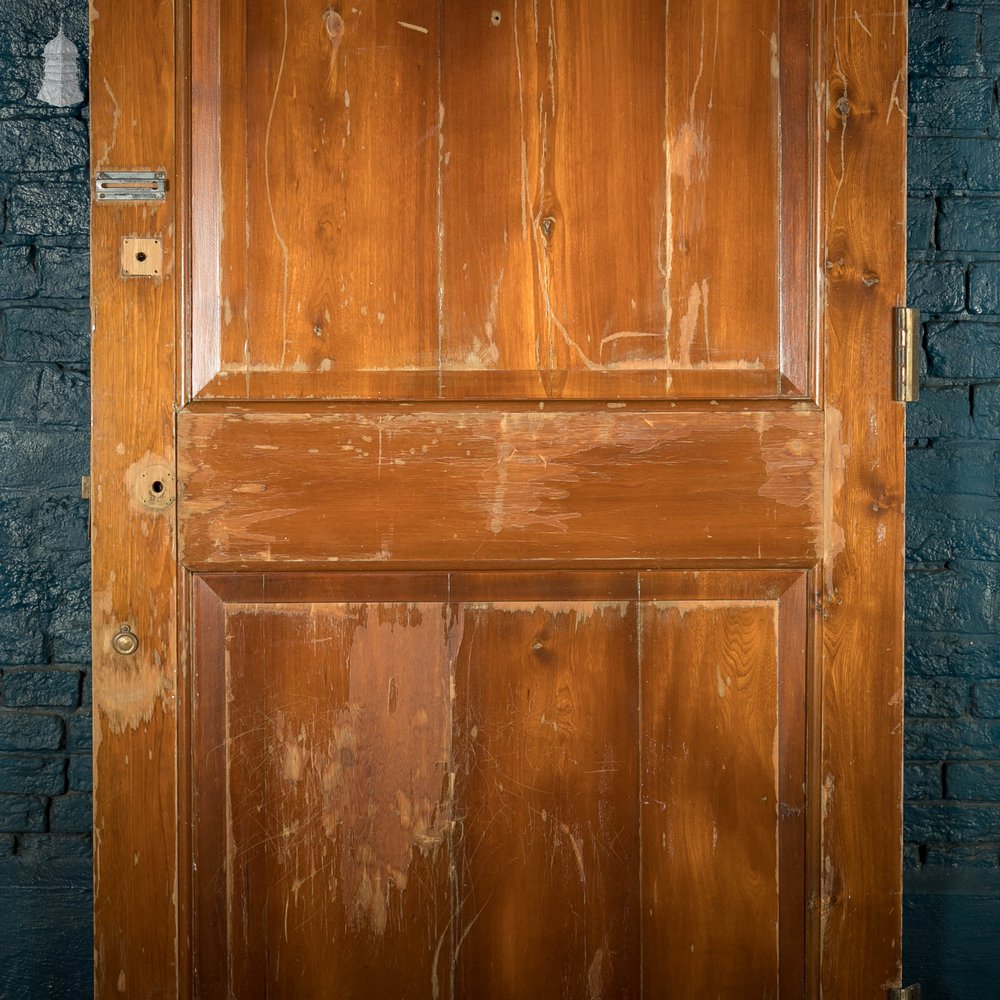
0, 246, 36, 299
47, 603, 90, 663
972, 384, 1000, 438
910, 77, 995, 136
909, 137, 1000, 193
938, 196, 1000, 250
906, 561, 1000, 633
947, 762, 1000, 800
35, 366, 88, 425
1, 306, 89, 363
908, 386, 974, 440
910, 9, 981, 77
908, 497, 1000, 561
908, 260, 967, 313
973, 681, 1000, 717
66, 754, 89, 792
906, 762, 944, 800
905, 876, 1000, 998
907, 441, 1000, 498
907, 633, 1000, 681
0, 610, 45, 665
6, 180, 88, 237
15, 833, 91, 861
36, 247, 88, 300
0, 754, 63, 795
906, 803, 1000, 842
907, 718, 1000, 759
969, 262, 1000, 315
0, 551, 59, 611
984, 11, 1000, 70
0, 711, 61, 752
927, 320, 1000, 378
0, 57, 33, 105
0, 363, 40, 421
907, 195, 935, 249
0, 118, 87, 174
0, 0, 92, 989
0, 427, 86, 489
0, 2, 88, 58
922, 844, 1000, 869
907, 678, 970, 717
0, 492, 89, 553
64, 713, 90, 752
49, 793, 89, 833
0, 794, 45, 832
1, 668, 79, 708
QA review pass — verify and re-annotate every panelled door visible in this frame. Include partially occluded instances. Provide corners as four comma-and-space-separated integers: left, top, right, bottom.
89, 0, 908, 996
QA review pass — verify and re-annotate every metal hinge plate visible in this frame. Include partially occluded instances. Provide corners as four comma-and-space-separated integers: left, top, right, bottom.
889, 986, 921, 1000
94, 170, 166, 202
894, 306, 920, 402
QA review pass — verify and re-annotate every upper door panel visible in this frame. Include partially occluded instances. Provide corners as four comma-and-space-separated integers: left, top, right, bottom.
190, 0, 814, 401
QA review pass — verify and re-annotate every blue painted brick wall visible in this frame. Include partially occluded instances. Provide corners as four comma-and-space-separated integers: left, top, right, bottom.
0, 1, 92, 997
906, 1, 1000, 996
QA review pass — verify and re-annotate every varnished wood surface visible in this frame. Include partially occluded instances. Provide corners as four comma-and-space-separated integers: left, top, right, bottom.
192, 570, 807, 998
89, 0, 179, 995
190, 0, 813, 400
89, 1, 908, 995
819, 1, 908, 993
177, 406, 825, 568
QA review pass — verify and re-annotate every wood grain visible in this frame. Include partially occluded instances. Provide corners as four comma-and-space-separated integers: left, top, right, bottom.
190, 570, 808, 996
92, 1, 907, 994
639, 572, 807, 996
189, 0, 812, 401
90, 0, 179, 995
177, 406, 825, 568
819, 0, 908, 993
452, 600, 641, 998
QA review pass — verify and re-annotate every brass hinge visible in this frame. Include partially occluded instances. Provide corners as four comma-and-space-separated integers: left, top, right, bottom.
894, 306, 920, 402
889, 986, 921, 1000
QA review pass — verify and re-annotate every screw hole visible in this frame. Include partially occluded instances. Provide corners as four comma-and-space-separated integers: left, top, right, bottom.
490, 9, 501, 26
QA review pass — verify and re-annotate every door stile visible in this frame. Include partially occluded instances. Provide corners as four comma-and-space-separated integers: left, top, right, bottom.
820, 0, 907, 993
89, 0, 180, 998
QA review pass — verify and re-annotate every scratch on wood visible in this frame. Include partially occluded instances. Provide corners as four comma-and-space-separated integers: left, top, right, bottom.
758, 418, 820, 509
398, 20, 429, 34
99, 77, 121, 168
324, 8, 345, 95
513, 0, 530, 241
270, 605, 453, 937
824, 405, 848, 596
265, 0, 291, 368
886, 66, 905, 125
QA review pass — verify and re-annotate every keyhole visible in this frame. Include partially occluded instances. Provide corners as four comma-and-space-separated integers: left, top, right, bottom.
136, 251, 147, 262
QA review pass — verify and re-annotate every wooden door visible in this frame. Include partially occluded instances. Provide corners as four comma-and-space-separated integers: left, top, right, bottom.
89, 1, 908, 996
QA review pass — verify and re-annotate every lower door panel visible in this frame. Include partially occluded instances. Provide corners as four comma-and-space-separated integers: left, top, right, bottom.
192, 570, 810, 998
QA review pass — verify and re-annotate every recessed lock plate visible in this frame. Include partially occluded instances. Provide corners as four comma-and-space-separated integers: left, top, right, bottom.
95, 170, 166, 201
121, 237, 163, 277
